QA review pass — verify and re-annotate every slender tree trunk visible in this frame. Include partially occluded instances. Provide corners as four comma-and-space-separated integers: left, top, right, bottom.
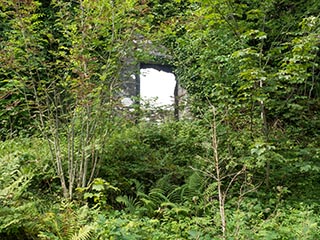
211, 107, 226, 240
259, 16, 270, 188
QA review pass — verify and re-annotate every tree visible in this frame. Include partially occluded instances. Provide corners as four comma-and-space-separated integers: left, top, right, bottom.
153, 0, 320, 235
0, 0, 145, 199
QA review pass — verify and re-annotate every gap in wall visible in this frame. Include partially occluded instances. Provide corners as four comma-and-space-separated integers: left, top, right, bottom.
140, 68, 176, 108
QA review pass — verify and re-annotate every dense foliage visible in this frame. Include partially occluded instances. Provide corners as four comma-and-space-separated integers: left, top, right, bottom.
1, 0, 319, 239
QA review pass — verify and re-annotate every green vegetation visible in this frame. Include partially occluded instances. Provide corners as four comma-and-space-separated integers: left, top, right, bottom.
1, 0, 319, 239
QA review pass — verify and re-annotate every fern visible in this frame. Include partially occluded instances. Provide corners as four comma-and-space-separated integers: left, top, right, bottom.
160, 202, 190, 215
71, 225, 94, 240
116, 195, 140, 214
182, 172, 206, 200
149, 188, 169, 202
167, 186, 184, 202
154, 174, 177, 194
129, 179, 145, 194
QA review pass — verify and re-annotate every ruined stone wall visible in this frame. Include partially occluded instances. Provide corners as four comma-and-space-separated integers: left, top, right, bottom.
119, 38, 189, 120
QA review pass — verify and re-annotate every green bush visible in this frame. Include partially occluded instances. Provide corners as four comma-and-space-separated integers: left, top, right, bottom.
227, 201, 320, 239
100, 120, 207, 194
0, 138, 54, 239
94, 210, 216, 240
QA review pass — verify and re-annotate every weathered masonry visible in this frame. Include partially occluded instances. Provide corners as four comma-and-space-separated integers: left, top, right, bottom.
120, 39, 188, 120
